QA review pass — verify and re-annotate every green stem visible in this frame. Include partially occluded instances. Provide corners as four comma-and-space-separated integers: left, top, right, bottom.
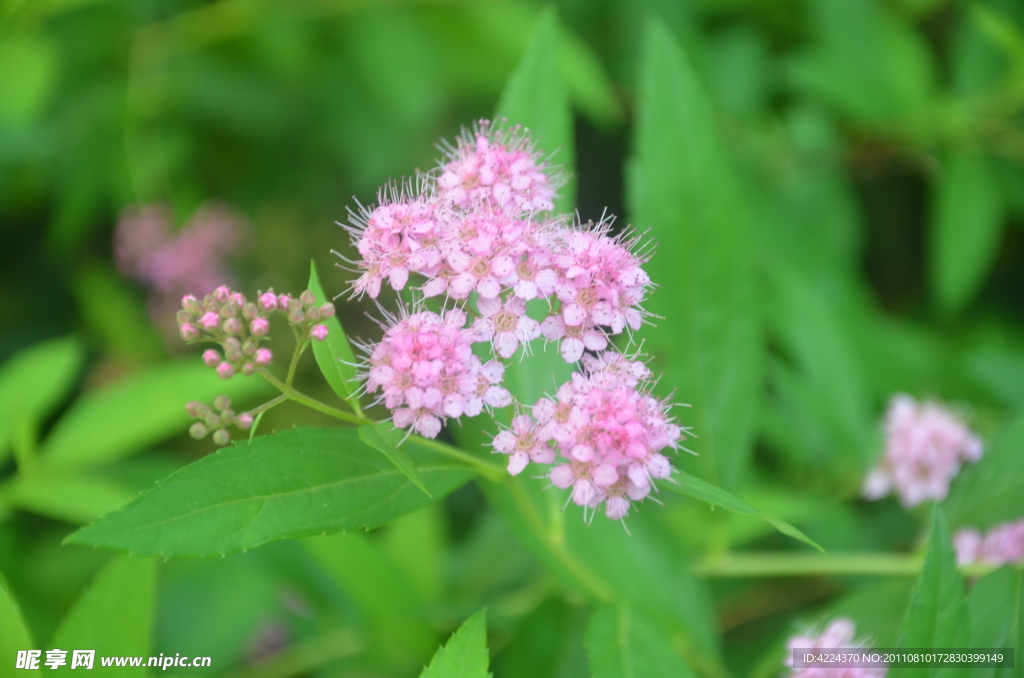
694, 552, 1003, 578
249, 394, 288, 416
285, 335, 307, 387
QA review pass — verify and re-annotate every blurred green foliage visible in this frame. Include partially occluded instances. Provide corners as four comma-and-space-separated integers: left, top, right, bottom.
1, 0, 1023, 676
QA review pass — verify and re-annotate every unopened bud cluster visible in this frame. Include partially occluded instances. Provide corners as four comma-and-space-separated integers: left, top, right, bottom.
176, 284, 332, 379
186, 396, 255, 447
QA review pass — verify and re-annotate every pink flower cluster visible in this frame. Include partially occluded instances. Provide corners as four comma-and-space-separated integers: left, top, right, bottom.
785, 619, 886, 678
343, 120, 652, 364
495, 352, 685, 520
176, 285, 332, 380
115, 202, 244, 340
954, 518, 1024, 568
862, 395, 982, 508
360, 308, 512, 438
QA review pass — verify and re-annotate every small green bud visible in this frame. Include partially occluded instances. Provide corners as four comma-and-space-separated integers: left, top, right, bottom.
300, 290, 316, 307
205, 413, 222, 429
212, 429, 231, 446
213, 395, 232, 411
189, 422, 209, 439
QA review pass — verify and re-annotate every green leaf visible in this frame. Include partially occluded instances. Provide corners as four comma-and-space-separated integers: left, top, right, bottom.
308, 259, 363, 415
930, 149, 1004, 316
0, 572, 33, 666
0, 33, 59, 125
358, 423, 430, 496
659, 471, 823, 551
496, 5, 576, 213
967, 568, 1022, 678
893, 505, 969, 678
419, 609, 491, 678
41, 361, 270, 471
586, 603, 696, 678
65, 428, 475, 557
50, 555, 157, 671
945, 414, 1024, 529
629, 17, 762, 489
5, 474, 135, 524
0, 336, 83, 465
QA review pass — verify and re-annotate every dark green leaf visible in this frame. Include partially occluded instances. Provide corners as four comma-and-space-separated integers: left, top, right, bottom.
64, 428, 475, 557
358, 423, 430, 496
50, 555, 157, 670
659, 471, 823, 551
0, 572, 33, 663
930, 150, 1004, 316
419, 609, 491, 678
629, 17, 762, 489
308, 259, 363, 415
41, 361, 270, 471
967, 568, 1022, 678
496, 5, 575, 213
894, 505, 969, 678
945, 414, 1024, 529
586, 603, 696, 678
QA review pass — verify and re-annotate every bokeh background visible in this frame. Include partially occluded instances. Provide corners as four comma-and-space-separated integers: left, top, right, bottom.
1, 0, 1023, 676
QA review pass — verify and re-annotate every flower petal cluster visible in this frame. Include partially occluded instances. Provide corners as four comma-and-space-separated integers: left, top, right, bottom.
785, 619, 886, 678
361, 308, 511, 438
862, 395, 982, 507
954, 518, 1024, 568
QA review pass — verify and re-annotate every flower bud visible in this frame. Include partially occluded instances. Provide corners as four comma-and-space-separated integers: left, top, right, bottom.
212, 429, 231, 446
216, 362, 235, 380
182, 294, 200, 313
236, 412, 255, 430
300, 290, 316, 307
222, 317, 243, 336
185, 401, 204, 417
277, 294, 293, 309
176, 310, 193, 326
228, 292, 246, 307
242, 303, 258, 319
214, 285, 232, 302
258, 291, 278, 312
311, 324, 329, 342
220, 303, 237, 318
319, 303, 336, 319
255, 348, 273, 365
250, 317, 269, 336
241, 362, 256, 376
288, 308, 305, 325
202, 349, 221, 367
199, 312, 220, 330
189, 422, 209, 439
179, 323, 199, 341
241, 340, 256, 356
205, 413, 222, 429
213, 395, 232, 411
305, 306, 321, 321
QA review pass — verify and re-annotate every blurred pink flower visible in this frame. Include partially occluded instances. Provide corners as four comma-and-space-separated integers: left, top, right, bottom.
785, 618, 886, 678
954, 518, 1024, 567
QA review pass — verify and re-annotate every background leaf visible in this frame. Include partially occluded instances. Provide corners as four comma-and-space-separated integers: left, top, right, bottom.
4, 475, 135, 525
358, 423, 430, 496
419, 608, 491, 678
966, 568, 1021, 678
945, 413, 1024, 529
50, 555, 157, 672
0, 572, 34, 667
308, 259, 363, 415
628, 16, 762, 489
65, 428, 475, 557
586, 603, 696, 678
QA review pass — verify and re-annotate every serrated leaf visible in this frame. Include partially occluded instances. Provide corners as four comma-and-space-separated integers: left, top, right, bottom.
0, 572, 33, 666
308, 259, 363, 415
0, 336, 83, 464
659, 472, 822, 552
496, 5, 575, 213
419, 609, 491, 678
586, 603, 696, 678
64, 428, 475, 557
945, 414, 1024, 529
51, 555, 157, 672
41, 361, 270, 471
930, 149, 1004, 317
358, 423, 430, 496
629, 17, 762, 489
894, 505, 969, 678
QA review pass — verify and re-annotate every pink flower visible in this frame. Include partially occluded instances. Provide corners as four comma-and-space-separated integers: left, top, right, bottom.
862, 395, 983, 507
258, 292, 279, 311
250, 317, 269, 336
202, 349, 221, 367
954, 518, 1024, 568
492, 415, 555, 475
785, 619, 886, 678
179, 323, 198, 341
254, 348, 273, 365
311, 324, 329, 342
473, 296, 541, 358
199, 312, 220, 330
540, 315, 607, 363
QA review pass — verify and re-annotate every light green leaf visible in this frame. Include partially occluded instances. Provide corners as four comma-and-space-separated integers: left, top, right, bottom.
586, 603, 696, 678
41, 361, 270, 471
930, 149, 1004, 316
308, 259, 363, 415
5, 475, 134, 524
0, 33, 59, 125
659, 472, 823, 552
0, 572, 33, 667
945, 414, 1024, 529
358, 423, 430, 496
496, 5, 575, 213
967, 568, 1022, 678
894, 505, 969, 678
629, 17, 762, 489
0, 336, 83, 465
64, 428, 475, 557
50, 555, 156, 672
419, 609, 491, 678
